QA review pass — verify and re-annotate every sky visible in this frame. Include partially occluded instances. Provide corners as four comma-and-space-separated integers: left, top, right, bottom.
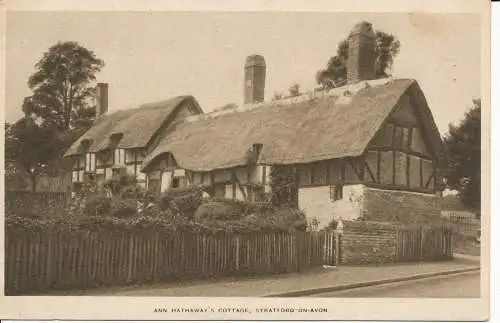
5, 11, 481, 135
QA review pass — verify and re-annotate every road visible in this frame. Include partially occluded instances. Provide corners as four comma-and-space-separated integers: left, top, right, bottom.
309, 271, 480, 298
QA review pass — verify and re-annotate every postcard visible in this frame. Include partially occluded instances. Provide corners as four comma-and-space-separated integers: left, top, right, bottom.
0, 0, 491, 320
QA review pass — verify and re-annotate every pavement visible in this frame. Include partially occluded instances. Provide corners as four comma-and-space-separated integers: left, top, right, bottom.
308, 270, 480, 298
48, 255, 480, 297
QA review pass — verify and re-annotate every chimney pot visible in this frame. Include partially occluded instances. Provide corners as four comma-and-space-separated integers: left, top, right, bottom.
347, 21, 377, 84
96, 83, 109, 117
244, 55, 266, 104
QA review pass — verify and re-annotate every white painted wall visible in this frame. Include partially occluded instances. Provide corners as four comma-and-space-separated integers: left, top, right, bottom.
298, 184, 365, 228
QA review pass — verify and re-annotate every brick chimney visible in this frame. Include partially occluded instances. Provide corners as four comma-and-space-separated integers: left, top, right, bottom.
96, 82, 109, 117
244, 55, 266, 104
347, 21, 377, 84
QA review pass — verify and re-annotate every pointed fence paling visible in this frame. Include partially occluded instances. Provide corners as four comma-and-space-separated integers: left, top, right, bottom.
5, 224, 452, 295
394, 225, 454, 262
5, 230, 332, 295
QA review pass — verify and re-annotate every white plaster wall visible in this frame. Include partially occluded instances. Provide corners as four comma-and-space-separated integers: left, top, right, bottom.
298, 184, 365, 228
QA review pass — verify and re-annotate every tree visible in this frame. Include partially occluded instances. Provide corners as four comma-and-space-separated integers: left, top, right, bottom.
272, 91, 284, 101
316, 30, 400, 89
443, 99, 481, 215
22, 41, 105, 131
5, 117, 64, 192
270, 166, 298, 207
288, 83, 302, 97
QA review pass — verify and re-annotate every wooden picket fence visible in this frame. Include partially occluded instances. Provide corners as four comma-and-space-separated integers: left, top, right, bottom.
4, 230, 332, 295
395, 226, 454, 262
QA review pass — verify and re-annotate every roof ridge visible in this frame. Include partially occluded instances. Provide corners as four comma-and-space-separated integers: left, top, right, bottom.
185, 77, 404, 123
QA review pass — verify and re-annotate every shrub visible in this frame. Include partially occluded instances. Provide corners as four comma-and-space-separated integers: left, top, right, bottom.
120, 184, 146, 200
324, 218, 338, 231
109, 198, 138, 218
104, 172, 137, 197
84, 195, 112, 216
195, 200, 244, 221
159, 186, 203, 220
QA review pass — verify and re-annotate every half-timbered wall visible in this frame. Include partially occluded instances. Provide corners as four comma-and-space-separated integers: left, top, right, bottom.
145, 153, 190, 194
294, 95, 437, 194
186, 165, 272, 201
71, 147, 148, 190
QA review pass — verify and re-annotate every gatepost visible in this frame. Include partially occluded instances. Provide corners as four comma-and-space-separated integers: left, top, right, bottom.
335, 219, 343, 266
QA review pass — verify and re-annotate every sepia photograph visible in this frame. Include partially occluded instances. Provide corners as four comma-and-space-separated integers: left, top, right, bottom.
0, 0, 491, 320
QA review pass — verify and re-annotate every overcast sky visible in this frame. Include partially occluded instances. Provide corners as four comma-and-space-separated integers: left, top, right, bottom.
6, 11, 480, 135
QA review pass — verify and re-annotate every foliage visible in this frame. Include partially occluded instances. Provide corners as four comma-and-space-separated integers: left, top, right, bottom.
5, 117, 64, 192
316, 30, 400, 89
269, 166, 298, 207
6, 181, 307, 234
288, 83, 302, 97
109, 198, 139, 218
324, 218, 338, 231
158, 186, 204, 220
84, 195, 112, 216
443, 99, 481, 214
104, 171, 138, 197
22, 41, 105, 131
272, 92, 284, 101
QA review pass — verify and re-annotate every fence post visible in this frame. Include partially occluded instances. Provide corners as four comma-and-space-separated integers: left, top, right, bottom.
419, 227, 424, 261
335, 232, 341, 266
235, 235, 240, 271
127, 234, 134, 282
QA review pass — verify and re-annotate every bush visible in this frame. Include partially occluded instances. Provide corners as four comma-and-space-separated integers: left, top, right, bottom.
159, 186, 203, 220
120, 184, 146, 200
109, 198, 138, 218
195, 200, 244, 221
324, 218, 338, 231
84, 195, 112, 216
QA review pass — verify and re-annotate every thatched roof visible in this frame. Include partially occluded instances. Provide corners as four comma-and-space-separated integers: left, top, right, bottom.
141, 78, 443, 173
64, 95, 201, 157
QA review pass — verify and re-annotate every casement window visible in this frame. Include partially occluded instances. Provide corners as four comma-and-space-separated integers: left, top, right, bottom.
311, 162, 327, 185
330, 185, 343, 202
299, 165, 312, 186
85, 153, 96, 172
72, 155, 86, 182
225, 183, 235, 199
114, 149, 126, 165
393, 125, 411, 151
172, 177, 180, 188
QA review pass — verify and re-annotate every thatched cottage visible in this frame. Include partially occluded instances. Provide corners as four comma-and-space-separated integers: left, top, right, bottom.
66, 21, 445, 225
64, 89, 203, 192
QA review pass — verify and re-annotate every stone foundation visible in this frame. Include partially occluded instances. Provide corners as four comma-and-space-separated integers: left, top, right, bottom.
361, 187, 441, 223
299, 184, 440, 227
340, 221, 398, 265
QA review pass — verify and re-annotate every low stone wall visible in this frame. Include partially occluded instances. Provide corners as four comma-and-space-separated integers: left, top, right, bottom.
340, 221, 398, 265
361, 187, 441, 224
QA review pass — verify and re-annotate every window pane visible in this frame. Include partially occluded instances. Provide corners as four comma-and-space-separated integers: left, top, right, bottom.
311, 162, 327, 185
299, 165, 311, 186
402, 128, 409, 150
225, 183, 234, 199
120, 149, 125, 164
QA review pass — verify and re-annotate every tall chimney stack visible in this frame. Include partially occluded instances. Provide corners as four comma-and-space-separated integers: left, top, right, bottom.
96, 82, 109, 117
347, 21, 377, 84
244, 55, 266, 104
